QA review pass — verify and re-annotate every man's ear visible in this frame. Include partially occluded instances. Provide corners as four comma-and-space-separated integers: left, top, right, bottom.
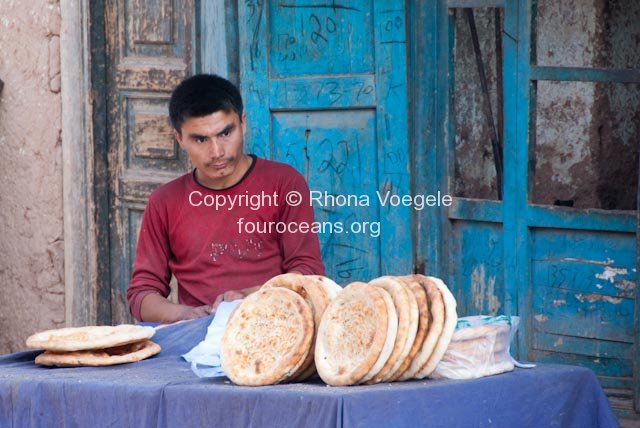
174, 129, 183, 146
241, 113, 247, 136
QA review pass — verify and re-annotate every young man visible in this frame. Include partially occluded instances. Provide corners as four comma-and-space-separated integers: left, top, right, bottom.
127, 74, 325, 323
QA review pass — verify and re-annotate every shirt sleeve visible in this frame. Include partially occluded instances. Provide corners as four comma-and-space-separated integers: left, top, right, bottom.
126, 196, 172, 321
277, 170, 326, 276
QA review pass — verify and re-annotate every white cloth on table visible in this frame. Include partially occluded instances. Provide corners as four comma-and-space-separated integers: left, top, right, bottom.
181, 300, 241, 378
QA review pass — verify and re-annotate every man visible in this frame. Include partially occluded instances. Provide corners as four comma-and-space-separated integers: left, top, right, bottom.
127, 74, 325, 323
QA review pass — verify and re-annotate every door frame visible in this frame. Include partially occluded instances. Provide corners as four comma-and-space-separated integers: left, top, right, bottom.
416, 0, 640, 415
66, 0, 239, 326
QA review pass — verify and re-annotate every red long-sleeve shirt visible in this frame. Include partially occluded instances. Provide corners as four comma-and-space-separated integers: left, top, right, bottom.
127, 156, 325, 320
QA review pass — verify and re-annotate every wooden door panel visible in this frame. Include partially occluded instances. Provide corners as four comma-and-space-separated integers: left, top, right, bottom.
272, 110, 380, 281
106, 0, 195, 323
530, 228, 636, 391
267, 1, 375, 77
450, 221, 505, 317
239, 0, 412, 282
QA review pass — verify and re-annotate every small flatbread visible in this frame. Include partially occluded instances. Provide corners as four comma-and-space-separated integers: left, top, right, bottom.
452, 322, 511, 342
365, 276, 418, 384
399, 276, 445, 380
26, 325, 156, 352
315, 282, 391, 386
446, 336, 509, 355
417, 276, 458, 379
221, 287, 314, 386
35, 340, 160, 367
388, 275, 430, 381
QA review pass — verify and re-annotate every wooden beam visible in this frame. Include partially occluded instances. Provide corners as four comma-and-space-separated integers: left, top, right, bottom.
531, 66, 640, 83
60, 0, 99, 327
448, 0, 504, 7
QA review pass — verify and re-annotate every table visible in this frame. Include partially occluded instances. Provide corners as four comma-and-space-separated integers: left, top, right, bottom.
0, 316, 618, 428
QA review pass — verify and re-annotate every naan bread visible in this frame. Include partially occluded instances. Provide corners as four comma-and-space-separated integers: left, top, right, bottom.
315, 282, 391, 386
388, 275, 430, 381
417, 276, 458, 378
446, 335, 509, 355
262, 273, 330, 382
399, 276, 445, 380
26, 325, 156, 352
358, 286, 398, 384
365, 276, 418, 384
307, 275, 343, 300
35, 340, 160, 367
451, 321, 511, 342
291, 275, 343, 381
221, 287, 314, 386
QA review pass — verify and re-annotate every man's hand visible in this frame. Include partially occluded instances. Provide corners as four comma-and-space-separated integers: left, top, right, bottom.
220, 285, 261, 302
176, 303, 215, 321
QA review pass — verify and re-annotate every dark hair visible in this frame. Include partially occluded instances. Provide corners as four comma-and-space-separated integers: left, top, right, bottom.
169, 74, 244, 132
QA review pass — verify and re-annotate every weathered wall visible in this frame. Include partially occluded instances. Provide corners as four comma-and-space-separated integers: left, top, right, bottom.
0, 0, 65, 353
453, 9, 500, 200
534, 0, 640, 209
454, 0, 639, 210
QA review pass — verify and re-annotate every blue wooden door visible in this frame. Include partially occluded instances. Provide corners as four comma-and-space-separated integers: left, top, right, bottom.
416, 0, 640, 417
238, 0, 412, 282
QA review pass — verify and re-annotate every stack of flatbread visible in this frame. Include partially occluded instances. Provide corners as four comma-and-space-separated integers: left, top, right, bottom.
315, 275, 458, 386
26, 325, 160, 367
220, 273, 342, 386
430, 315, 516, 379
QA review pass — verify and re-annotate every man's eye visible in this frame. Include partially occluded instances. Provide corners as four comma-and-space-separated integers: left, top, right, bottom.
221, 129, 232, 137
195, 137, 206, 143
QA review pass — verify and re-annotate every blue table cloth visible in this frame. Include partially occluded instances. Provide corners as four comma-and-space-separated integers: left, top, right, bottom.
0, 316, 618, 428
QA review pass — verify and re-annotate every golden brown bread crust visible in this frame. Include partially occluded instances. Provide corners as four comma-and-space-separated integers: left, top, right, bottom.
388, 275, 430, 381
416, 276, 458, 378
220, 287, 314, 386
291, 275, 343, 382
398, 275, 445, 380
358, 286, 398, 384
365, 276, 418, 384
34, 340, 161, 367
261, 273, 331, 382
315, 282, 390, 386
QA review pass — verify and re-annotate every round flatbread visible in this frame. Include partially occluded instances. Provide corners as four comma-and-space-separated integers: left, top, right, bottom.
34, 340, 161, 367
26, 325, 156, 352
387, 275, 430, 381
365, 276, 418, 384
417, 276, 458, 379
262, 273, 331, 382
221, 287, 314, 386
398, 275, 445, 380
315, 282, 391, 386
358, 286, 398, 384
307, 275, 343, 300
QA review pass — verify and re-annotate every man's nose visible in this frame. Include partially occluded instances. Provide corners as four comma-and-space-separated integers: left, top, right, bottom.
208, 139, 224, 158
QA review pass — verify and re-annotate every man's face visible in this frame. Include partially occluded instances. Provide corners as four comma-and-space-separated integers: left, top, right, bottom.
175, 110, 248, 189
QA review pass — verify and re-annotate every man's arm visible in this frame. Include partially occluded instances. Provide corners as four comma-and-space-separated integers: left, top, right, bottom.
139, 284, 262, 323
139, 293, 215, 323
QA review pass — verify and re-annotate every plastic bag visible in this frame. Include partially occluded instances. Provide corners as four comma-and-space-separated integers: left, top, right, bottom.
431, 315, 534, 380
